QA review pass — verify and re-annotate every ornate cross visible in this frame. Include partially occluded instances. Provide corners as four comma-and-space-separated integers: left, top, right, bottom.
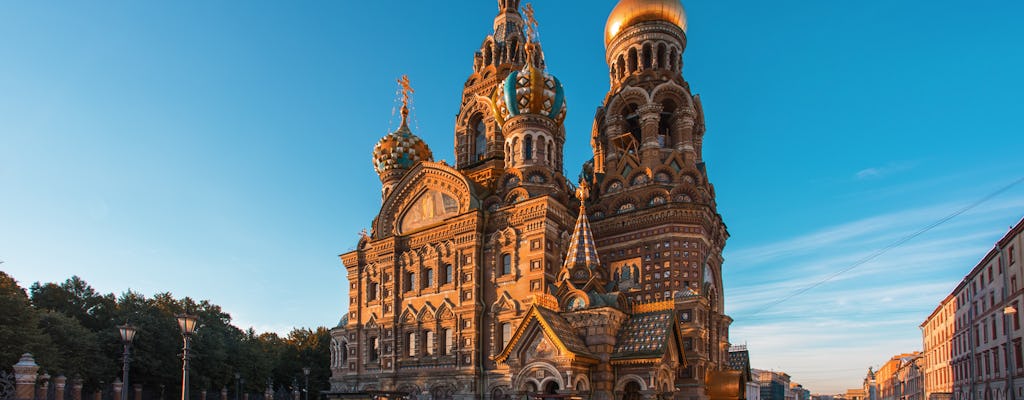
523, 3, 538, 42
397, 75, 414, 110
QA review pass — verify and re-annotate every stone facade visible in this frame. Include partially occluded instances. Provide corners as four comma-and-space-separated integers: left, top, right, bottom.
921, 295, 955, 400
949, 217, 1024, 400
328, 1, 732, 399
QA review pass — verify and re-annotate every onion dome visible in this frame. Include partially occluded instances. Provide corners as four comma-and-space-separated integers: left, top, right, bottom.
372, 77, 433, 177
493, 42, 567, 126
605, 0, 687, 46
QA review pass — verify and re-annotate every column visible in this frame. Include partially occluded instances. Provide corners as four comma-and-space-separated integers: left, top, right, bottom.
54, 376, 67, 400
113, 379, 123, 400
639, 103, 664, 169
13, 354, 39, 400
72, 379, 83, 400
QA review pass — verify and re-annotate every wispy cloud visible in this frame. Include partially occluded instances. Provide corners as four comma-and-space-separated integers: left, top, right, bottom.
855, 161, 917, 180
724, 193, 1024, 393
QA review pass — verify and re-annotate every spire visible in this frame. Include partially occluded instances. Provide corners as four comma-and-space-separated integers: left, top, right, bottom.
561, 180, 601, 282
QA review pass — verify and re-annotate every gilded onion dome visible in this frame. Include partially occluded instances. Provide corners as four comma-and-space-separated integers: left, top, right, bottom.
493, 42, 567, 126
372, 76, 433, 177
604, 0, 687, 45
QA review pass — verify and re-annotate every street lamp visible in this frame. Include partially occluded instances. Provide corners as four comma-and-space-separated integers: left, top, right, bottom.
302, 368, 310, 400
176, 314, 199, 400
118, 324, 137, 400
1006, 305, 1018, 400
234, 373, 241, 400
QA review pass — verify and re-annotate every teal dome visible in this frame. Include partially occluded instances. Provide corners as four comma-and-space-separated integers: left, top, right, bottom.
493, 54, 567, 125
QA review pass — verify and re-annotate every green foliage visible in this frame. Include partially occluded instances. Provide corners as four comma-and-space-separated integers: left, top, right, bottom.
1, 272, 333, 398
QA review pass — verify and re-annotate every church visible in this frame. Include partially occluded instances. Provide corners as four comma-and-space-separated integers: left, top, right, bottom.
327, 1, 736, 399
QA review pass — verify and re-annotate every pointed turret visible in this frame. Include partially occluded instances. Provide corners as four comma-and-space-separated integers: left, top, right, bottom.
559, 180, 603, 285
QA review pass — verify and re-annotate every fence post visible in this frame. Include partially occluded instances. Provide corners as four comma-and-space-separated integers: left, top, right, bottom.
54, 376, 67, 400
200, 390, 206, 400
36, 372, 50, 400
133, 385, 142, 400
12, 353, 39, 400
71, 379, 83, 400
220, 387, 227, 400
112, 379, 122, 400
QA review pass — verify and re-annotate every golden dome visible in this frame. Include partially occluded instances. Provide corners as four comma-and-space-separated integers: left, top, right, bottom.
604, 0, 687, 46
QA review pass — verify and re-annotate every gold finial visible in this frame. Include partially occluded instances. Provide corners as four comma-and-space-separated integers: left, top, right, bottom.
523, 3, 538, 43
397, 75, 414, 126
575, 179, 590, 204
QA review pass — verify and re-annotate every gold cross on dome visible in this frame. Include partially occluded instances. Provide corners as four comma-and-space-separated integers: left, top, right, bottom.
523, 3, 538, 41
397, 75, 414, 109
576, 179, 590, 203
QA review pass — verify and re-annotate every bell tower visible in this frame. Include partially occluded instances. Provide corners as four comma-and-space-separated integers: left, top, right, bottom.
587, 2, 732, 399
491, 4, 568, 201
453, 0, 528, 190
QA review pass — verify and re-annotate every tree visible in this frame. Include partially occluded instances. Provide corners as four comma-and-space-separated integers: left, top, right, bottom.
0, 271, 55, 367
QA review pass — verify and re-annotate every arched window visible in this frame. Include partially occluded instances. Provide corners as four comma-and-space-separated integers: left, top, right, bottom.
474, 117, 487, 161
425, 330, 435, 356
369, 337, 379, 361
628, 48, 639, 73
367, 281, 377, 302
500, 322, 512, 349
341, 341, 348, 364
501, 253, 512, 276
407, 331, 417, 357
441, 328, 453, 355
642, 43, 653, 70
625, 103, 642, 145
404, 272, 415, 292
424, 268, 434, 288
524, 135, 533, 160
443, 264, 453, 285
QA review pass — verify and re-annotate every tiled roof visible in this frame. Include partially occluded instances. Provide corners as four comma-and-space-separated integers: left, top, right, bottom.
562, 204, 601, 273
612, 310, 675, 359
535, 306, 594, 357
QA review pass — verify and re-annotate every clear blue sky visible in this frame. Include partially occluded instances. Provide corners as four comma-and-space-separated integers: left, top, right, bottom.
2, 1, 1023, 393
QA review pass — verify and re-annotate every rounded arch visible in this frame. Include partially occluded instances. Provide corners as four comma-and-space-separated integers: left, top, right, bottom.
613, 196, 639, 214
514, 361, 565, 393
614, 375, 648, 392
606, 87, 651, 116
603, 179, 624, 194
572, 374, 591, 393
652, 167, 676, 183
504, 187, 529, 204
375, 163, 480, 237
647, 189, 671, 207
650, 81, 693, 110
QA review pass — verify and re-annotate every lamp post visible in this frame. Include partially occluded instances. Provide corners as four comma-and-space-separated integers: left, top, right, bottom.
302, 368, 310, 400
118, 324, 137, 400
177, 314, 199, 400
234, 373, 240, 400
1006, 305, 1018, 400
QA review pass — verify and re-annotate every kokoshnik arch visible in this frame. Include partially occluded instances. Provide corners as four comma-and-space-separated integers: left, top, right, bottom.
327, 1, 736, 399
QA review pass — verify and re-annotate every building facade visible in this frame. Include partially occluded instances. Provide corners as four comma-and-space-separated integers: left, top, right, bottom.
921, 295, 956, 400
949, 218, 1024, 400
327, 1, 733, 399
877, 353, 923, 400
757, 371, 790, 400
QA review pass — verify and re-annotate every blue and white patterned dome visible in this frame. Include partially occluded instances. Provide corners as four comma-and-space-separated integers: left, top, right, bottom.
494, 45, 567, 125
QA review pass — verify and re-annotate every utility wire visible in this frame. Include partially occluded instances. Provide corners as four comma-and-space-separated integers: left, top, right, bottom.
749, 176, 1024, 316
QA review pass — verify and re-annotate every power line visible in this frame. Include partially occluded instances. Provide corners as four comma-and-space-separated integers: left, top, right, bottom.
749, 176, 1024, 316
